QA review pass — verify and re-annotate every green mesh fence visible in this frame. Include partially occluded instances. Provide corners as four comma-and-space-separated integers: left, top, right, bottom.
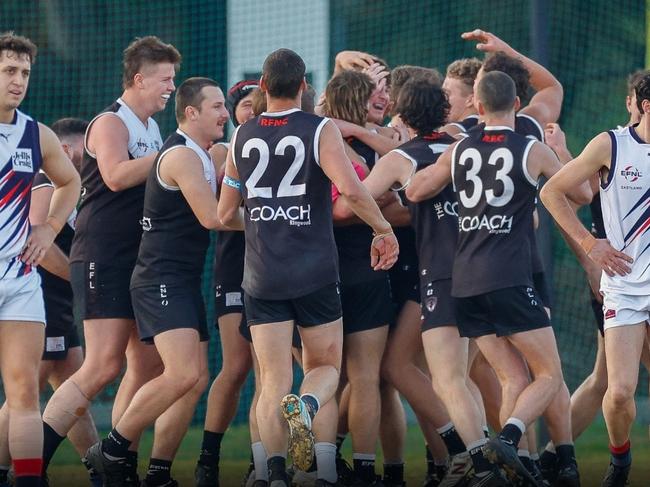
1, 0, 648, 428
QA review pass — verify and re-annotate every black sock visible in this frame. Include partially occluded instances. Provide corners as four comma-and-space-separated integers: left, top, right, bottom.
539, 449, 557, 470
42, 422, 66, 470
609, 440, 631, 467
468, 442, 492, 475
0, 468, 8, 483
439, 426, 466, 456
267, 456, 288, 483
383, 463, 404, 484
125, 450, 138, 480
434, 463, 448, 481
336, 435, 346, 456
13, 477, 41, 487
499, 423, 523, 447
101, 429, 131, 459
556, 444, 576, 469
425, 445, 435, 475
353, 457, 375, 482
199, 431, 224, 465
145, 458, 172, 486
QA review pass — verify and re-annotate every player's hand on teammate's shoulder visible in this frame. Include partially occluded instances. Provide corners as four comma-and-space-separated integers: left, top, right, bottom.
370, 228, 399, 271
20, 222, 57, 266
544, 123, 567, 153
461, 29, 511, 54
587, 239, 633, 277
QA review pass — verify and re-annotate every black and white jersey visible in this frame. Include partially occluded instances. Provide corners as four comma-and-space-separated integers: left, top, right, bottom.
590, 193, 606, 238
451, 126, 538, 297
334, 138, 383, 285
448, 114, 479, 135
32, 172, 75, 325
396, 131, 458, 281
71, 98, 162, 267
234, 108, 338, 299
131, 129, 215, 288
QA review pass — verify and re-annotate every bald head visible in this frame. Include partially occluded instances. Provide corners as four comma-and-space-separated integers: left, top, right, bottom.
476, 71, 516, 115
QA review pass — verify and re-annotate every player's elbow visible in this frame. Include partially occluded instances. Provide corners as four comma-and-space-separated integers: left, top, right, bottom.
332, 200, 354, 221
104, 174, 126, 192
217, 205, 237, 229
567, 183, 593, 207
405, 183, 424, 203
539, 181, 561, 209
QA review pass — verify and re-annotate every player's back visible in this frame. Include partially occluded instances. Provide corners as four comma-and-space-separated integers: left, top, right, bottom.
234, 108, 338, 299
451, 125, 537, 297
600, 125, 650, 294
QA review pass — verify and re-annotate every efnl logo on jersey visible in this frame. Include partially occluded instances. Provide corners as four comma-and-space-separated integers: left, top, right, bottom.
249, 203, 312, 226
11, 148, 33, 173
620, 165, 643, 190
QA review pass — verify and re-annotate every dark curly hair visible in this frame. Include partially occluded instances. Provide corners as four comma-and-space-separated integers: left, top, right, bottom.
446, 58, 482, 92
0, 32, 37, 63
634, 71, 650, 114
482, 51, 530, 105
394, 78, 449, 135
390, 65, 441, 109
628, 69, 650, 96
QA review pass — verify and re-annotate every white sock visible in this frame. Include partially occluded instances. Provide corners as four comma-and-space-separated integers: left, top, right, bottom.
517, 449, 530, 458
252, 442, 268, 481
315, 442, 337, 483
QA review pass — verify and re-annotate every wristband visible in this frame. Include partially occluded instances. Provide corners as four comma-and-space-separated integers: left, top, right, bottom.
580, 233, 597, 255
372, 228, 394, 239
223, 175, 241, 191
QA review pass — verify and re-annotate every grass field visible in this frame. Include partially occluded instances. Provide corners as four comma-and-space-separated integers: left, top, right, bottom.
47, 419, 650, 486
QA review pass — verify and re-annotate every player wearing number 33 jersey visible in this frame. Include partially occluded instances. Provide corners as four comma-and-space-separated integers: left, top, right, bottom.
232, 108, 338, 300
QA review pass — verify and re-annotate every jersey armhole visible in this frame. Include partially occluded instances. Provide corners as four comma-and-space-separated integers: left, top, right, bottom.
521, 139, 538, 187
388, 149, 417, 192
601, 131, 617, 191
314, 117, 330, 167
84, 112, 125, 159
156, 146, 186, 191
230, 126, 241, 170
517, 113, 544, 142
450, 141, 461, 191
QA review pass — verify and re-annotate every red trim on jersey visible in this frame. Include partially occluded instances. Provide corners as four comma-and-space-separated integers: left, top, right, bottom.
12, 458, 43, 477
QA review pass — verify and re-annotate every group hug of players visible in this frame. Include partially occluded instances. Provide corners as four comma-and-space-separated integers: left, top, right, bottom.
0, 24, 648, 487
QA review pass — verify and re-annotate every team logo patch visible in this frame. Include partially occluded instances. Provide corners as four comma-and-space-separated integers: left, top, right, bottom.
425, 295, 438, 312
620, 165, 642, 182
11, 148, 33, 173
140, 216, 152, 231
605, 308, 616, 320
225, 292, 242, 307
46, 336, 65, 352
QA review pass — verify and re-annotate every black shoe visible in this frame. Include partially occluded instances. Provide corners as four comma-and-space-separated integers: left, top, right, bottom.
351, 475, 384, 486
252, 481, 268, 487
483, 438, 540, 487
528, 461, 547, 487
422, 472, 441, 487
82, 456, 104, 487
601, 463, 630, 487
336, 457, 355, 486
195, 460, 220, 487
554, 464, 579, 487
315, 480, 345, 487
85, 441, 128, 487
466, 470, 509, 487
539, 453, 557, 486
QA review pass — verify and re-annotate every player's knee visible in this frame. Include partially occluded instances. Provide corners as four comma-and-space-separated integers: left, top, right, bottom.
606, 382, 636, 407
192, 366, 210, 396
348, 367, 381, 389
168, 366, 201, 396
219, 359, 251, 388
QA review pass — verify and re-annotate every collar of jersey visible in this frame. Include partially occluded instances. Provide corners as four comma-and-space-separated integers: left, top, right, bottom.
261, 108, 301, 117
484, 125, 513, 131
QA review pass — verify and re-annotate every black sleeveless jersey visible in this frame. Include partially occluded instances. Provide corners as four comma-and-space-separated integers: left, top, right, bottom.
33, 172, 74, 325
234, 109, 339, 299
131, 130, 215, 288
334, 137, 384, 285
590, 193, 606, 238
449, 114, 480, 134
213, 173, 245, 287
396, 131, 458, 281
451, 126, 538, 297
71, 99, 162, 267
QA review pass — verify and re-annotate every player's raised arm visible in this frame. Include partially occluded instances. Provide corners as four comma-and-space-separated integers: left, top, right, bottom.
540, 132, 633, 276
462, 28, 563, 125
319, 120, 399, 270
